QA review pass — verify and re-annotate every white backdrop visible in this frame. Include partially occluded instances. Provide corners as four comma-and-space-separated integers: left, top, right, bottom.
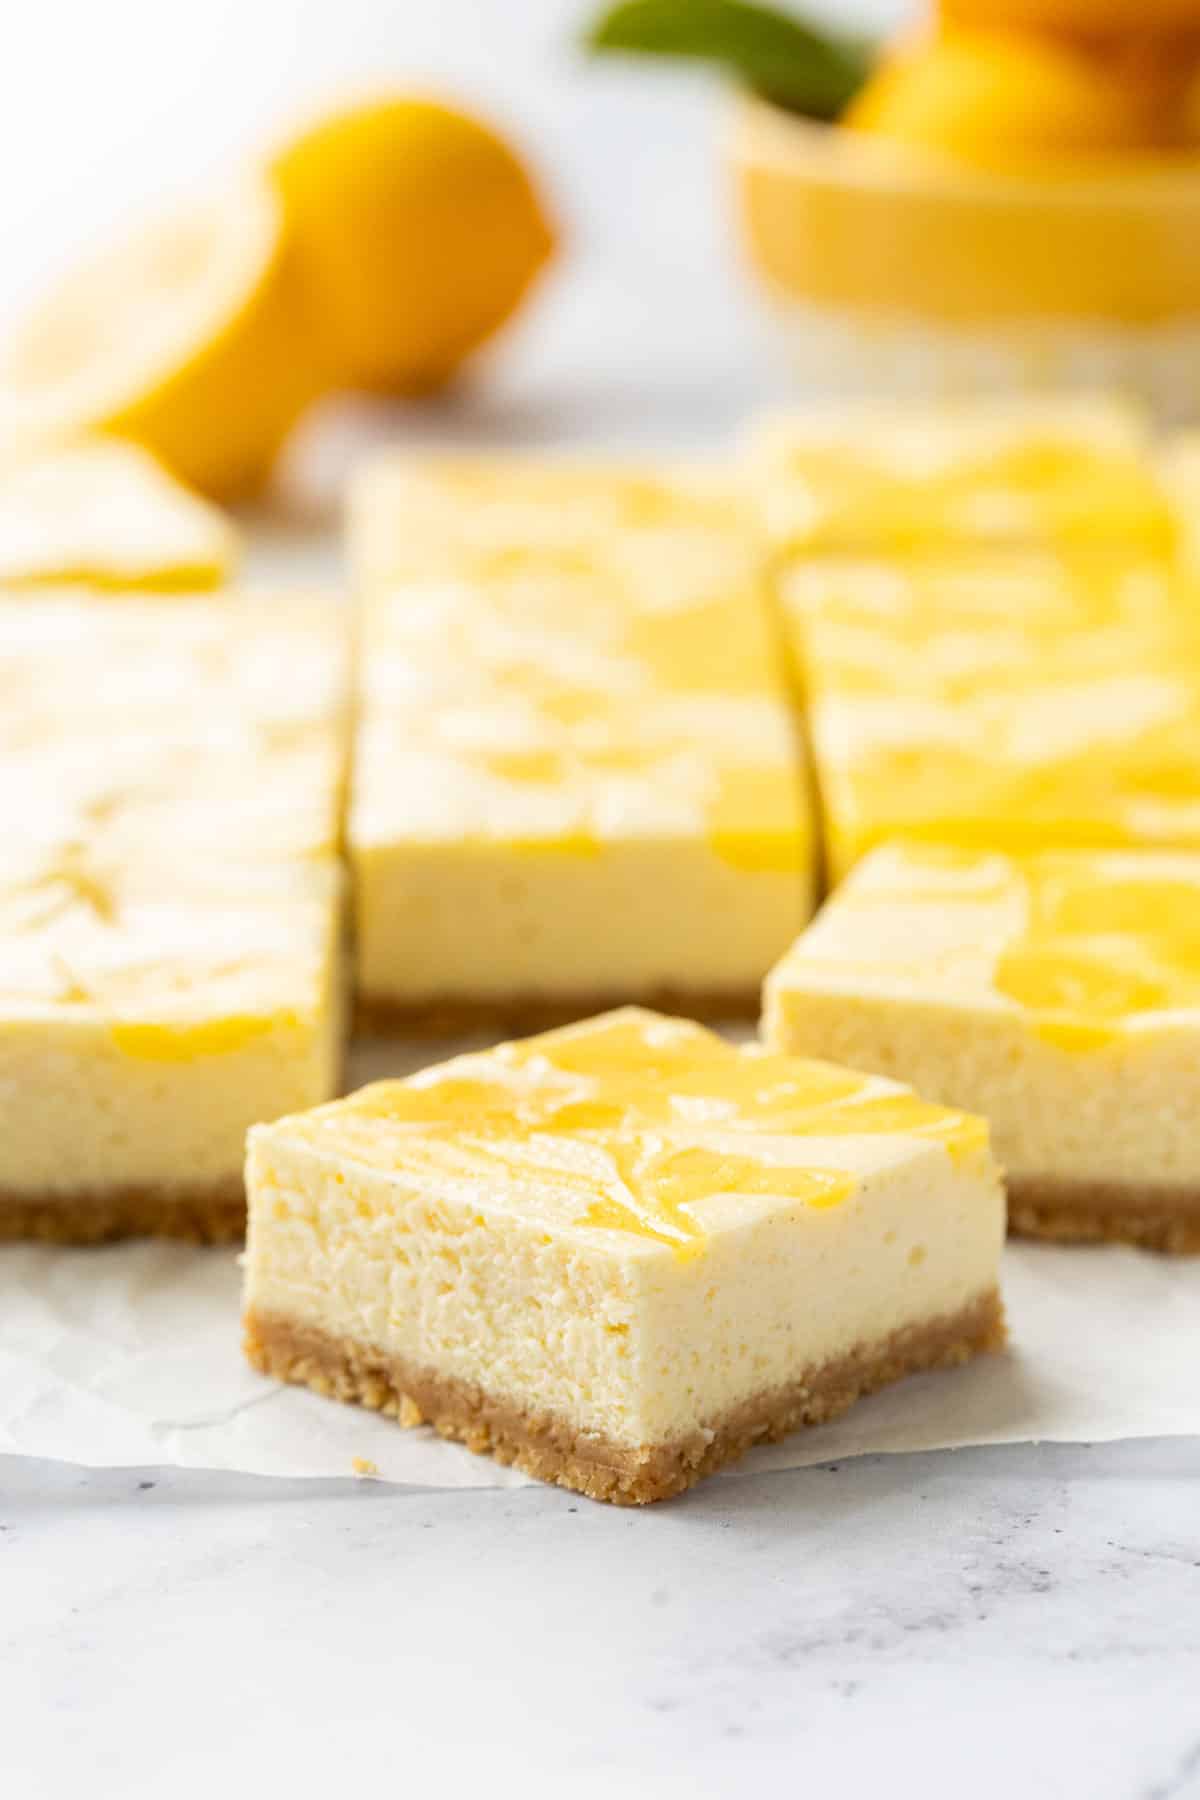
0, 0, 905, 324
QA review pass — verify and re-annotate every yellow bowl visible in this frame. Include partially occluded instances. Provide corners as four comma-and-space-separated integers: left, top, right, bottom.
731, 95, 1200, 417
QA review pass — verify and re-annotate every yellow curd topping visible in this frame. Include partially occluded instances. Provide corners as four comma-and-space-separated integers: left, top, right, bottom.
354, 456, 809, 878
109, 1013, 280, 1061
749, 402, 1170, 553
1, 840, 334, 1047
993, 856, 1200, 1045
353, 457, 758, 588
294, 1010, 986, 1252
783, 548, 1200, 873
823, 845, 1200, 1050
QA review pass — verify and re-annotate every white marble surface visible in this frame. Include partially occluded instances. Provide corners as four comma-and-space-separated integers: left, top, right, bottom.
6, 1442, 1199, 1798
4, 4, 1199, 1791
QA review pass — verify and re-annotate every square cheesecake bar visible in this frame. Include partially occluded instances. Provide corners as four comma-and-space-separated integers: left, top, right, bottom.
0, 440, 237, 590
0, 591, 349, 1242
777, 546, 1200, 880
745, 395, 1171, 555
764, 843, 1200, 1253
0, 856, 342, 1243
349, 457, 812, 1029
243, 1008, 1005, 1503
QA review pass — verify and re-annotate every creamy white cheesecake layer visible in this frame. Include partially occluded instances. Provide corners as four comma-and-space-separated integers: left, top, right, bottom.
356, 835, 804, 1006
246, 1137, 998, 1445
352, 703, 809, 1007
245, 1010, 1003, 1448
764, 844, 1200, 1190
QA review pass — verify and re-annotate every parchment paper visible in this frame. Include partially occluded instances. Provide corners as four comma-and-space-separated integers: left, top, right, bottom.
2, 1226, 1196, 1488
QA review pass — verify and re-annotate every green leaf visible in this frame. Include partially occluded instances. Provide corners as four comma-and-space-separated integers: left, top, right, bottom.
584, 0, 875, 121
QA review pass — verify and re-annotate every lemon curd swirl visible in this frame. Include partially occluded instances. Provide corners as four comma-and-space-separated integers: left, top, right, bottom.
783, 546, 1200, 874
839, 846, 1200, 1051
354, 459, 805, 874
2, 843, 325, 1060
750, 401, 1172, 555
292, 1014, 986, 1255
992, 858, 1200, 1049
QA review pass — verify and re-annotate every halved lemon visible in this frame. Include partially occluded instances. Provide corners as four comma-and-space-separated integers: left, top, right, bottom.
0, 176, 326, 501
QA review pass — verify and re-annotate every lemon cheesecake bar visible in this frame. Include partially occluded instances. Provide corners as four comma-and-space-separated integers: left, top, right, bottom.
0, 590, 349, 1241
764, 843, 1200, 1253
350, 458, 812, 1028
243, 1008, 1005, 1502
778, 546, 1200, 878
746, 396, 1170, 555
0, 440, 237, 590
0, 857, 342, 1243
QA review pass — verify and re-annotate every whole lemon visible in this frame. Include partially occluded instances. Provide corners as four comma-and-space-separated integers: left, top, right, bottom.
272, 96, 556, 394
844, 29, 1189, 165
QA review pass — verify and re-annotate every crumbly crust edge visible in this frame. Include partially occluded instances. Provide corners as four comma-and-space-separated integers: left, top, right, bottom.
1008, 1176, 1200, 1255
0, 1178, 245, 1246
244, 1288, 1006, 1505
354, 985, 761, 1038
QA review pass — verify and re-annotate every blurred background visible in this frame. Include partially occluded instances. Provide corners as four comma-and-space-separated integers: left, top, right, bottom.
0, 0, 903, 458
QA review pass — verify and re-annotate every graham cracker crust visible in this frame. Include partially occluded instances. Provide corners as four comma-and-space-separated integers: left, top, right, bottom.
244, 1288, 1005, 1505
1009, 1176, 1200, 1255
354, 985, 760, 1038
0, 1177, 245, 1246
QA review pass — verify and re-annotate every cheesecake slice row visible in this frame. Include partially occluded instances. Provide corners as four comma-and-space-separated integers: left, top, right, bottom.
5, 399, 1200, 1252
243, 1008, 1006, 1504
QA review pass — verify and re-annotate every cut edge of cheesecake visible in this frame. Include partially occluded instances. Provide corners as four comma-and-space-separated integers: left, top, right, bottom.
1009, 1178, 1200, 1255
244, 1290, 1006, 1506
0, 1176, 246, 1246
